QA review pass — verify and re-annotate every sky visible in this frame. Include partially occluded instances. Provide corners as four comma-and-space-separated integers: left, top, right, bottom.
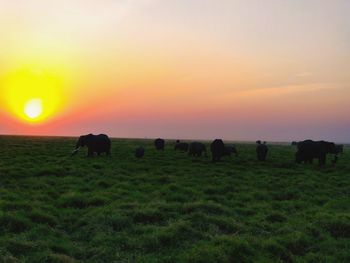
0, 0, 349, 142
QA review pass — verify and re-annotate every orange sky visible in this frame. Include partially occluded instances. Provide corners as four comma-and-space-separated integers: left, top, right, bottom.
0, 0, 349, 142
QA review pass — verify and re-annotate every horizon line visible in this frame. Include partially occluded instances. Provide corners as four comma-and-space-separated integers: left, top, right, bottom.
0, 133, 349, 145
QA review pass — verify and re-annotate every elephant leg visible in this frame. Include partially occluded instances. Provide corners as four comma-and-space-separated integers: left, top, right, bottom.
305, 156, 311, 164
87, 150, 94, 157
319, 154, 326, 166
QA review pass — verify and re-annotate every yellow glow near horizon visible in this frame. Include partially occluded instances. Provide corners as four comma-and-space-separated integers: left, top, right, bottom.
3, 68, 63, 123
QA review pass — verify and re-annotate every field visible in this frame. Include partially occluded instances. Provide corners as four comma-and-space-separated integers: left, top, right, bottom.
0, 136, 349, 263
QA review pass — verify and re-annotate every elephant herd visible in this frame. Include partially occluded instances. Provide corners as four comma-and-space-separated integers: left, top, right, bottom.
71, 134, 344, 166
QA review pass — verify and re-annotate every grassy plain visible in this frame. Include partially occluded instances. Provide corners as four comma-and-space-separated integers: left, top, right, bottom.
0, 136, 349, 262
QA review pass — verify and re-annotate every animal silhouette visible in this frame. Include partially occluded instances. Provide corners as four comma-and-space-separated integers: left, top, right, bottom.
256, 140, 268, 161
188, 142, 207, 157
154, 138, 165, 150
210, 139, 225, 162
72, 134, 111, 157
295, 140, 340, 166
175, 141, 189, 152
135, 146, 145, 158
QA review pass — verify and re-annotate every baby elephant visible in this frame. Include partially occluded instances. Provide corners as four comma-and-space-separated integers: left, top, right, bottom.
135, 146, 145, 158
175, 141, 189, 152
223, 145, 238, 157
188, 142, 207, 157
154, 138, 165, 150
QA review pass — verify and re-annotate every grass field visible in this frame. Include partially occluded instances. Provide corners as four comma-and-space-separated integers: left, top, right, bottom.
0, 136, 349, 262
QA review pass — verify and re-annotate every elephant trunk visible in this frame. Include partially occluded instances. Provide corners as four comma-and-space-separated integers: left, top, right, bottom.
71, 146, 81, 156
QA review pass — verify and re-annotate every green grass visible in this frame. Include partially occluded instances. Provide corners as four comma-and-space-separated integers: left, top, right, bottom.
0, 136, 349, 262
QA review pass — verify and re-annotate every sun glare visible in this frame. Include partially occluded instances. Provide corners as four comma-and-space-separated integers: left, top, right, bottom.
3, 68, 64, 123
24, 99, 43, 119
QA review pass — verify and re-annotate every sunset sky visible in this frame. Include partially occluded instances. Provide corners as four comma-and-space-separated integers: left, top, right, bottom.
0, 0, 349, 142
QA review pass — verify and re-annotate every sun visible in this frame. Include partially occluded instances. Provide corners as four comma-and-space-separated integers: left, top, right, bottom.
3, 67, 64, 123
24, 99, 43, 120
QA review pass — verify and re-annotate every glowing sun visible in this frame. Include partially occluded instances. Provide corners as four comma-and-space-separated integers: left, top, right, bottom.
3, 67, 64, 123
24, 99, 43, 119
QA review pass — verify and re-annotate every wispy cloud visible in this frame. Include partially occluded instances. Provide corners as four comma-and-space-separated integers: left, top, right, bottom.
295, 72, 313, 77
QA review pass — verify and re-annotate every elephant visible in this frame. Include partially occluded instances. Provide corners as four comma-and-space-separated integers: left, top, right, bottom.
154, 138, 165, 150
295, 140, 340, 166
175, 142, 189, 152
256, 141, 268, 161
135, 146, 145, 158
223, 145, 238, 157
188, 142, 207, 157
210, 139, 225, 162
72, 134, 111, 157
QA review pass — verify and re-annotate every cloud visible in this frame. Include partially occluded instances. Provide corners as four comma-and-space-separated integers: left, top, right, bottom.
236, 82, 346, 95
295, 72, 313, 77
